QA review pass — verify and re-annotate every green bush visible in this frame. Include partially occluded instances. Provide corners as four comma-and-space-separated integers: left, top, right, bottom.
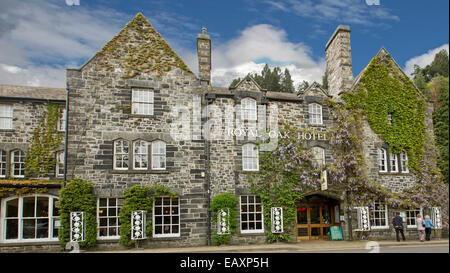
209, 193, 238, 245
58, 179, 97, 248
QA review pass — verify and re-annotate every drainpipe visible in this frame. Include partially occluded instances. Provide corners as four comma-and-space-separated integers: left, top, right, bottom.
63, 88, 69, 187
205, 95, 212, 246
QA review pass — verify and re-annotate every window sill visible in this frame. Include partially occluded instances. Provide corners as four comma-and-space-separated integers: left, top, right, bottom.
109, 170, 169, 174
239, 231, 265, 236
0, 129, 14, 132
128, 114, 155, 119
378, 172, 412, 176
370, 226, 390, 230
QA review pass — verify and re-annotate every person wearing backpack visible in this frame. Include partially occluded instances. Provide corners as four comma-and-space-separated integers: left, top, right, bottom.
416, 214, 425, 242
424, 215, 434, 241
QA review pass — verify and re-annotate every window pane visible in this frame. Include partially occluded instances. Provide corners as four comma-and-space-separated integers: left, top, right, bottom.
36, 197, 49, 217
36, 219, 49, 238
22, 219, 36, 239
23, 197, 35, 217
6, 219, 18, 239
6, 199, 19, 218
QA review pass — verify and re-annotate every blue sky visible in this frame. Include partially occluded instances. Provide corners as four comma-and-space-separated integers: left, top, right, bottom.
0, 0, 448, 88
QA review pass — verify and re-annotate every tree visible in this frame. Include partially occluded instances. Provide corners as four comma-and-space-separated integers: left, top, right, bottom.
229, 77, 241, 89
297, 80, 310, 93
430, 76, 449, 184
413, 72, 430, 98
421, 49, 449, 81
280, 68, 295, 93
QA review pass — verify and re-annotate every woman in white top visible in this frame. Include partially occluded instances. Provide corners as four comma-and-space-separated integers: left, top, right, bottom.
416, 214, 425, 242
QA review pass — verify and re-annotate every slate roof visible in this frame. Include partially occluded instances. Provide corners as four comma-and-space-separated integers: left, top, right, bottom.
0, 84, 66, 101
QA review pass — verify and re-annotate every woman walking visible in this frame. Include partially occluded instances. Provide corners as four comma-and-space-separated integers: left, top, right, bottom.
424, 215, 434, 241
416, 214, 425, 242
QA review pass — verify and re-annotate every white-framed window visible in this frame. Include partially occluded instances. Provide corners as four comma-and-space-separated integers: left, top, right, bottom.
151, 141, 166, 170
153, 197, 180, 238
133, 140, 148, 170
0, 104, 13, 130
389, 152, 398, 172
378, 148, 387, 173
406, 208, 422, 228
113, 139, 129, 170
97, 198, 122, 239
11, 150, 25, 178
242, 143, 258, 171
132, 89, 154, 115
2, 195, 59, 241
387, 113, 393, 125
400, 151, 409, 173
370, 202, 389, 229
308, 103, 323, 125
311, 146, 325, 167
56, 151, 64, 177
0, 150, 6, 178
241, 98, 257, 121
240, 195, 264, 233
57, 107, 66, 132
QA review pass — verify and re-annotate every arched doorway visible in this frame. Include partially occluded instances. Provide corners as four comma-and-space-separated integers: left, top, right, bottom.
296, 193, 341, 241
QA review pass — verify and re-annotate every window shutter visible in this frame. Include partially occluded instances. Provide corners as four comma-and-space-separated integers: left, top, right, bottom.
356, 207, 371, 231
217, 209, 230, 235
432, 207, 442, 229
271, 207, 284, 233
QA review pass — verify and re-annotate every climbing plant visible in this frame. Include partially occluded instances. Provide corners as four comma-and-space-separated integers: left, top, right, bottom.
119, 183, 178, 247
342, 54, 426, 172
97, 12, 192, 78
58, 179, 97, 248
24, 103, 63, 177
209, 193, 238, 245
249, 123, 324, 243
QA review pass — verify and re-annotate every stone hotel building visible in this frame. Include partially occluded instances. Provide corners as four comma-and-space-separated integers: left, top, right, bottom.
0, 13, 445, 252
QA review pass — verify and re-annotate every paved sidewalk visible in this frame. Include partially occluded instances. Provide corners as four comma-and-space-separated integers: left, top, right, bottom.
86, 239, 449, 253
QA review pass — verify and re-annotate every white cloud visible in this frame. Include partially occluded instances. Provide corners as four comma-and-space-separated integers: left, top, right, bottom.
404, 44, 449, 77
262, 0, 399, 25
0, 0, 130, 87
206, 24, 325, 88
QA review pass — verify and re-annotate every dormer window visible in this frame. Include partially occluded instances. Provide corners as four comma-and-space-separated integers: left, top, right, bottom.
241, 98, 257, 121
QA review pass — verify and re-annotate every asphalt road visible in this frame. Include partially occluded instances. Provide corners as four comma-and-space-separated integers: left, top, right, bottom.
300, 245, 449, 253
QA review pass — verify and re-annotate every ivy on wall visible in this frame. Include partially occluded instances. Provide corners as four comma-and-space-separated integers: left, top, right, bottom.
58, 179, 97, 248
209, 193, 238, 245
119, 183, 178, 247
97, 12, 192, 78
342, 54, 426, 172
24, 103, 63, 178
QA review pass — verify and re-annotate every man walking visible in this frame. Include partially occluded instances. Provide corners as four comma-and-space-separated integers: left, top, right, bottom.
393, 212, 406, 242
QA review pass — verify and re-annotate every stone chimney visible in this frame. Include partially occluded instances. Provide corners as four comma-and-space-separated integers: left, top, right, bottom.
197, 27, 211, 85
325, 25, 353, 98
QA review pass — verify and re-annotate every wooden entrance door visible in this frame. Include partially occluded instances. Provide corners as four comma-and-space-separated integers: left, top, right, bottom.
296, 199, 340, 241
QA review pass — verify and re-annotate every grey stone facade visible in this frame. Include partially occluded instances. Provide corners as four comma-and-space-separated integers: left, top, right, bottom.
0, 15, 444, 252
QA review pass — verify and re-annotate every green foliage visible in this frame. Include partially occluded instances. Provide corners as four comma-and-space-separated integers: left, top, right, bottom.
297, 80, 310, 93
58, 179, 97, 248
24, 103, 63, 177
119, 183, 178, 247
98, 13, 192, 78
343, 55, 426, 172
209, 193, 238, 245
230, 64, 295, 92
249, 123, 323, 243
431, 76, 449, 184
280, 68, 295, 93
322, 70, 329, 90
420, 49, 449, 81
